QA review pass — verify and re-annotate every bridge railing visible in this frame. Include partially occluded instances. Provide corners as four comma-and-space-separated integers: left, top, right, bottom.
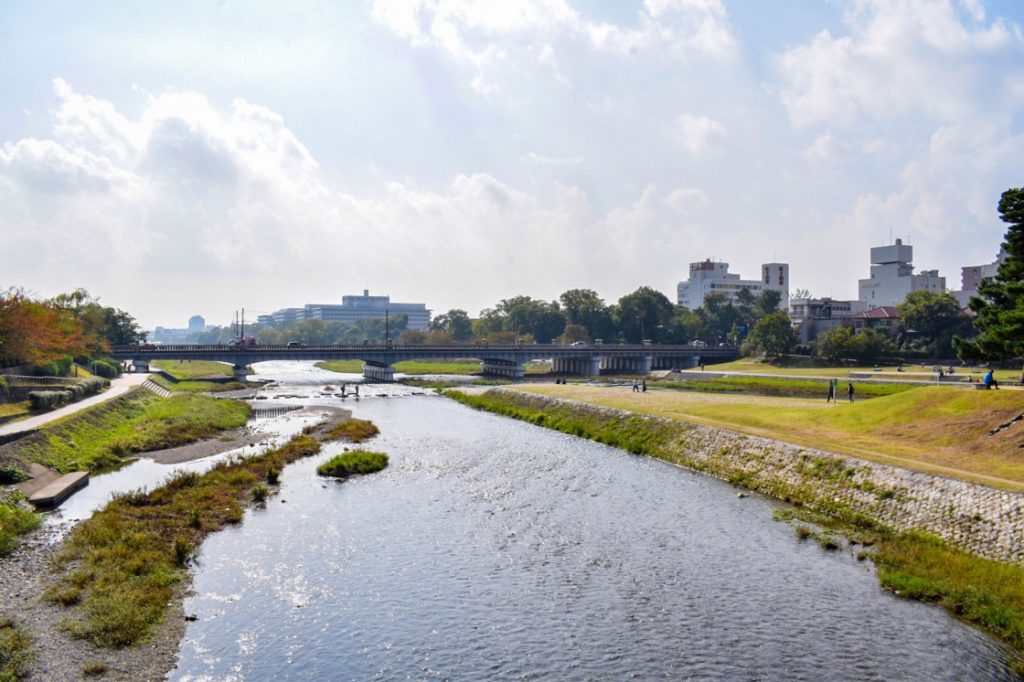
111, 343, 738, 354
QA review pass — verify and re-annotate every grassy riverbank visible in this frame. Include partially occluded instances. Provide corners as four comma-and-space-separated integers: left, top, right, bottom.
150, 361, 251, 393
515, 383, 1024, 488
44, 433, 324, 647
653, 375, 913, 400
709, 358, 1020, 383
446, 388, 1024, 667
1, 390, 250, 472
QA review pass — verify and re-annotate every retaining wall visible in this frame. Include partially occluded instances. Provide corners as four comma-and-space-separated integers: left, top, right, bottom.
484, 389, 1024, 564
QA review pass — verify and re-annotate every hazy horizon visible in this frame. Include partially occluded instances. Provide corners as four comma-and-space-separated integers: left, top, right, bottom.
1, 0, 1022, 329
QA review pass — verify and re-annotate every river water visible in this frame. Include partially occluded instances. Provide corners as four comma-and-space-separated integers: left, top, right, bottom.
154, 362, 1019, 680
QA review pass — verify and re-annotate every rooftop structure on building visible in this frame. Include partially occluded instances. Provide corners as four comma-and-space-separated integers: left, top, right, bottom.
788, 297, 868, 345
153, 315, 208, 343
262, 290, 431, 330
188, 315, 206, 332
677, 260, 789, 311
857, 238, 945, 308
951, 248, 1005, 308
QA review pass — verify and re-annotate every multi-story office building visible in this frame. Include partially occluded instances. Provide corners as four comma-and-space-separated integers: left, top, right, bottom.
857, 239, 945, 308
788, 297, 868, 345
263, 291, 431, 330
677, 260, 789, 311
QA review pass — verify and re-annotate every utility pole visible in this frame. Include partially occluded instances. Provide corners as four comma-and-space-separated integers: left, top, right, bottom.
385, 310, 389, 343
241, 308, 245, 339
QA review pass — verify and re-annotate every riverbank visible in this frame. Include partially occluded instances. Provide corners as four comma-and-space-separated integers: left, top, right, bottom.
0, 405, 353, 681
446, 388, 1024, 663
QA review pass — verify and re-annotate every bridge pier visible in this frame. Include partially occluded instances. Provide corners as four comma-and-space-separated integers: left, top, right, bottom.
233, 364, 250, 379
132, 360, 149, 373
363, 363, 395, 382
599, 355, 651, 374
480, 359, 524, 379
551, 357, 600, 376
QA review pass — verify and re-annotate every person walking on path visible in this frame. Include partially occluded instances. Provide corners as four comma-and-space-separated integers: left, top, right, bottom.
826, 380, 835, 403
632, 380, 640, 393
641, 379, 647, 393
848, 382, 855, 403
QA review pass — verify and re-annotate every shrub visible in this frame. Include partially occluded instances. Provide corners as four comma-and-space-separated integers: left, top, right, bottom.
173, 537, 192, 567
0, 501, 43, 555
317, 451, 389, 478
0, 467, 27, 485
28, 390, 71, 410
266, 468, 280, 485
0, 616, 34, 681
91, 360, 121, 379
251, 485, 269, 503
38, 356, 73, 377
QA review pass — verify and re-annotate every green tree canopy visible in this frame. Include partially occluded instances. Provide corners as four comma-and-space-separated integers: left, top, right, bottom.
897, 290, 971, 356
430, 309, 472, 341
747, 311, 797, 358
612, 287, 675, 343
955, 187, 1024, 361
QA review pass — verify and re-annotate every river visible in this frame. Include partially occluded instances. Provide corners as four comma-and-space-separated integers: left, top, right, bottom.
112, 362, 1023, 679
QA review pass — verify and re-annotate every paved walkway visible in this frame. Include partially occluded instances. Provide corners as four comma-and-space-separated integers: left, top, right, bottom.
0, 373, 151, 437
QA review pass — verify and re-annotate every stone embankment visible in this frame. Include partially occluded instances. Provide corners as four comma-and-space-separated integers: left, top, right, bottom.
486, 389, 1024, 563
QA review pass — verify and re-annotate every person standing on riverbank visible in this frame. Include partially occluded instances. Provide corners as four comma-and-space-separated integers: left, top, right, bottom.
827, 380, 835, 403
848, 382, 855, 403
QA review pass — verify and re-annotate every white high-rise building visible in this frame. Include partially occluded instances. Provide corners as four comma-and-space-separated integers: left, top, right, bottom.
857, 239, 945, 308
677, 260, 789, 310
951, 248, 1005, 308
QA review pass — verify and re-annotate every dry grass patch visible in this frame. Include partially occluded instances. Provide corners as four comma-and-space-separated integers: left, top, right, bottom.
323, 418, 379, 443
516, 384, 1024, 488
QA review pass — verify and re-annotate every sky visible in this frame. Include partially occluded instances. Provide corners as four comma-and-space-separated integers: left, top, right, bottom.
1, 0, 1022, 330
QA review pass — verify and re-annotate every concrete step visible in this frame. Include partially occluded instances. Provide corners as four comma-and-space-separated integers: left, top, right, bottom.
28, 471, 89, 509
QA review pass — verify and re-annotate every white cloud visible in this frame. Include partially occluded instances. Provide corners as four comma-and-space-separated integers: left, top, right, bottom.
777, 0, 1023, 128
0, 80, 714, 323
672, 113, 726, 154
372, 0, 737, 91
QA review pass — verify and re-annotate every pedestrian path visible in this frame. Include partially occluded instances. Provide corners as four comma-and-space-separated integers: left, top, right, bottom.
0, 373, 151, 437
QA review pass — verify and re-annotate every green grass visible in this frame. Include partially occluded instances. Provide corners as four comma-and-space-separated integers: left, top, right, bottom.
872, 531, 1024, 660
708, 358, 1022, 384
322, 418, 379, 443
317, 450, 389, 478
45, 434, 323, 648
154, 360, 235, 380
0, 616, 34, 681
654, 375, 913, 399
0, 402, 30, 421
148, 374, 250, 393
7, 390, 250, 472
517, 384, 1024, 488
0, 498, 42, 555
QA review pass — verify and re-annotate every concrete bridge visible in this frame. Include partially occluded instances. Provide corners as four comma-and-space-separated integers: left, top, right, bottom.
108, 343, 738, 382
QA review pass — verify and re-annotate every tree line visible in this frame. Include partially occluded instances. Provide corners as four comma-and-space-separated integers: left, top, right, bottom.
0, 288, 145, 375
